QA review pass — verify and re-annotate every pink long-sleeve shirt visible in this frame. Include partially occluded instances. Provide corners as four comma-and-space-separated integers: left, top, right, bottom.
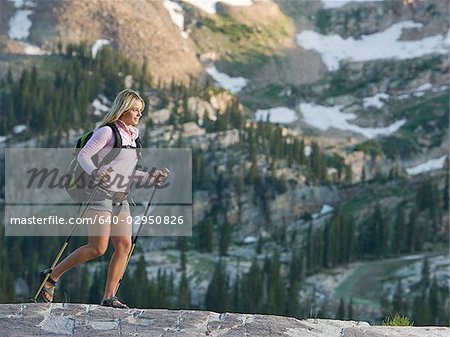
77, 120, 149, 192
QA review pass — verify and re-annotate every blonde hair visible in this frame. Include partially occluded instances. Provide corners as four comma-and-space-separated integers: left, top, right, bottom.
100, 89, 145, 126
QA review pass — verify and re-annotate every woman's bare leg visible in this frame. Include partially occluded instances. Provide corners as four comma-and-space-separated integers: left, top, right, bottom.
102, 211, 132, 300
42, 210, 111, 302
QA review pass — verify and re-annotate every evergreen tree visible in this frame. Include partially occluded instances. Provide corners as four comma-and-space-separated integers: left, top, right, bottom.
196, 219, 214, 253
285, 281, 301, 318
310, 142, 326, 182
177, 271, 191, 309
205, 259, 229, 312
289, 249, 303, 284
232, 273, 240, 312
420, 257, 430, 291
0, 225, 15, 303
240, 258, 263, 312
393, 206, 406, 255
263, 252, 286, 315
306, 222, 314, 275
416, 179, 433, 211
152, 269, 165, 308
178, 237, 188, 271
347, 298, 354, 320
374, 203, 388, 258
323, 218, 332, 268
336, 298, 346, 320
428, 277, 440, 325
344, 164, 352, 183
406, 208, 418, 252
392, 279, 407, 315
7, 67, 13, 85
256, 236, 263, 255
219, 222, 232, 256
411, 294, 426, 325
73, 265, 90, 303
443, 173, 449, 210
132, 254, 149, 308
411, 257, 432, 325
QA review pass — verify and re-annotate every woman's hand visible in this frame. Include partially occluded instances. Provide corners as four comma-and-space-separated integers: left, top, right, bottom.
151, 168, 169, 186
92, 168, 112, 186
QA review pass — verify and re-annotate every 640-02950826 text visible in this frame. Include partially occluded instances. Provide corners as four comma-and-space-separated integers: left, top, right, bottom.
9, 215, 185, 226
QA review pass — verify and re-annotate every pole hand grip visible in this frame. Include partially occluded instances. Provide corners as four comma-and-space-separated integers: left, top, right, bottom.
155, 167, 170, 186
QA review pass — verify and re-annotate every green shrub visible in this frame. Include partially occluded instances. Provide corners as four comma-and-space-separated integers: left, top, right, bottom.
382, 314, 414, 326
354, 140, 382, 159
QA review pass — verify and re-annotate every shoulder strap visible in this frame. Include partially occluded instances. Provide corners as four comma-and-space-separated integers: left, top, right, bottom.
100, 123, 122, 165
106, 123, 122, 148
136, 137, 143, 160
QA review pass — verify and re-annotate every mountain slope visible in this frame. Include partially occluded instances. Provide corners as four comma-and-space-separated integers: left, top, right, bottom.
0, 0, 204, 83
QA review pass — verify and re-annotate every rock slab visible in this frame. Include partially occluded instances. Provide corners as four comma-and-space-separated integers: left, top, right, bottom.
0, 304, 448, 337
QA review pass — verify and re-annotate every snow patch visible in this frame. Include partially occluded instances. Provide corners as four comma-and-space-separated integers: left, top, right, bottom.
304, 145, 312, 157
398, 83, 437, 100
412, 82, 433, 97
92, 98, 110, 116
9, 0, 36, 8
299, 102, 405, 139
8, 0, 49, 55
182, 0, 253, 15
415, 83, 432, 91
13, 125, 27, 134
8, 9, 33, 40
432, 85, 449, 93
255, 107, 297, 124
23, 42, 48, 55
312, 204, 334, 219
243, 236, 258, 244
98, 94, 111, 105
321, 0, 384, 8
92, 39, 110, 58
164, 0, 185, 31
296, 21, 450, 71
406, 155, 448, 176
206, 65, 248, 93
363, 93, 390, 109
398, 93, 410, 100
8, 0, 37, 39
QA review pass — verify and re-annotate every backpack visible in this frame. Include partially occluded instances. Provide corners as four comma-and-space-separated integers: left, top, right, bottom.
65, 123, 142, 202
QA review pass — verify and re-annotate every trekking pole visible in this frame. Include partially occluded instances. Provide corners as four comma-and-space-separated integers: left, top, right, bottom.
114, 167, 170, 295
30, 168, 113, 303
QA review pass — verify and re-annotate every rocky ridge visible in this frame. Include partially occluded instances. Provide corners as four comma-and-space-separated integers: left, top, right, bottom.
0, 303, 449, 337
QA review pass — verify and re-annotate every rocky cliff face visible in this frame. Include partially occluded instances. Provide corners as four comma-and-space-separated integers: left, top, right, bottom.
318, 0, 448, 38
1, 303, 448, 337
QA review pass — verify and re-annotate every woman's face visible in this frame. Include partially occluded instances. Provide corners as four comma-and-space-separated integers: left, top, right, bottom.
120, 99, 143, 127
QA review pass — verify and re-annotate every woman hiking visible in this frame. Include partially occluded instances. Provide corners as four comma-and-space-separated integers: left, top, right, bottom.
41, 89, 165, 308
